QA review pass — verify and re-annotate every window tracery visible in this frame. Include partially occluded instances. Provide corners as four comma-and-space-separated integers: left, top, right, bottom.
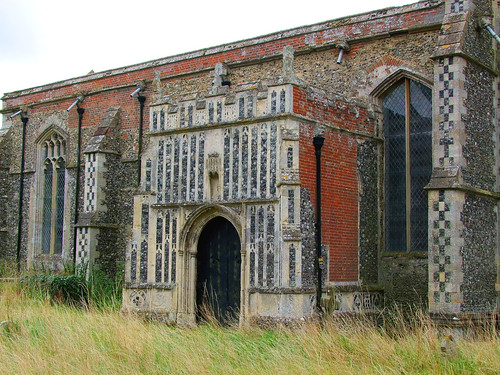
40, 132, 67, 255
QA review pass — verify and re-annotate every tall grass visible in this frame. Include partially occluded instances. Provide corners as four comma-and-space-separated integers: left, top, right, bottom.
0, 259, 18, 279
0, 259, 123, 310
1, 280, 499, 374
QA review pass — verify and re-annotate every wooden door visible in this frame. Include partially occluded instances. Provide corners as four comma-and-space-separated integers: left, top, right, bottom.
196, 217, 241, 324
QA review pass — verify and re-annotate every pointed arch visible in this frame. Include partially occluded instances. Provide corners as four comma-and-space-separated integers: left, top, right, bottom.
180, 204, 242, 255
176, 204, 244, 324
370, 68, 432, 100
30, 126, 71, 261
375, 73, 433, 253
35, 123, 70, 145
40, 131, 67, 255
196, 216, 241, 323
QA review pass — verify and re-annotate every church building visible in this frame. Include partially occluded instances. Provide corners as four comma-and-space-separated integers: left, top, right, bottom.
1, 0, 499, 325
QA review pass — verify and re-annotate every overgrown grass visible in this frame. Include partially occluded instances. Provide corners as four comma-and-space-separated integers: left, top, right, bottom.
1, 281, 498, 374
0, 259, 18, 279
0, 259, 123, 310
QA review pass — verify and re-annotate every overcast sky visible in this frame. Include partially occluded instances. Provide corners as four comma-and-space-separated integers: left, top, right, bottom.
0, 0, 415, 101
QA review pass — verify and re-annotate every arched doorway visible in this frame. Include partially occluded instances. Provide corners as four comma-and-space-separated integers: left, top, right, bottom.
196, 216, 241, 323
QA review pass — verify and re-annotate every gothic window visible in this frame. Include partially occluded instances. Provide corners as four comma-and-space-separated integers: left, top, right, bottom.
40, 133, 66, 255
383, 78, 432, 252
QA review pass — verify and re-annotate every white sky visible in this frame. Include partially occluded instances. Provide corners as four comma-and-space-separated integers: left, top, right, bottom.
0, 0, 415, 100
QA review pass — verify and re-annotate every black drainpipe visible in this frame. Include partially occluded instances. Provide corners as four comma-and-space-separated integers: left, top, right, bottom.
16, 113, 29, 273
72, 105, 85, 265
137, 94, 146, 186
313, 134, 325, 313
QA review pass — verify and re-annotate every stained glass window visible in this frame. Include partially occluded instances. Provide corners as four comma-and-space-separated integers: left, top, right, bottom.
383, 79, 432, 252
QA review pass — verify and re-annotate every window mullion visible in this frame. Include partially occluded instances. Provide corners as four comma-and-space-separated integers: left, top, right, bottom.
404, 79, 411, 252
50, 160, 58, 254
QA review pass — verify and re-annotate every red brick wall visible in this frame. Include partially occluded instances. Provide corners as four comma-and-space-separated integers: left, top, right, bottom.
292, 86, 373, 134
22, 87, 152, 149
296, 86, 375, 283
3, 4, 441, 112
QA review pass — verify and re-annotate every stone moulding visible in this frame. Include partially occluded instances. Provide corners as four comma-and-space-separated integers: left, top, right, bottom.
124, 283, 174, 290
426, 167, 500, 199
248, 287, 315, 294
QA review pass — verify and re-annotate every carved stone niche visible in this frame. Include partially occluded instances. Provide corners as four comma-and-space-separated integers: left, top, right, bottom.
207, 153, 220, 174
207, 153, 221, 201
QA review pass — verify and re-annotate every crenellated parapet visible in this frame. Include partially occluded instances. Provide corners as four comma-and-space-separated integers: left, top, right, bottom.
149, 84, 292, 132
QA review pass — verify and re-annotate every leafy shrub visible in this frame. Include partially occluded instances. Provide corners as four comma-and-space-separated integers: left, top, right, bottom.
20, 274, 88, 306
49, 275, 88, 305
15, 266, 123, 310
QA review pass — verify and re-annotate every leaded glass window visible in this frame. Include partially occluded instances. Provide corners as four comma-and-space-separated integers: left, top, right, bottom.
383, 79, 432, 252
40, 133, 66, 255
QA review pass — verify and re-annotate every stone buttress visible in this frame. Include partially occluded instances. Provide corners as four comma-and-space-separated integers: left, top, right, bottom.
76, 108, 121, 276
427, 0, 499, 323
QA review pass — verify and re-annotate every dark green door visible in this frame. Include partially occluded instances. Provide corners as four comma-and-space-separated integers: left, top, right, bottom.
196, 217, 241, 323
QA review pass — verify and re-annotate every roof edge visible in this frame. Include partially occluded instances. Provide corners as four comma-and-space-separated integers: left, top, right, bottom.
2, 1, 443, 101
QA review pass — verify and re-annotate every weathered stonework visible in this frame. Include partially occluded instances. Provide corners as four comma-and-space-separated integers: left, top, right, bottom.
0, 127, 12, 258
461, 194, 497, 312
357, 140, 379, 285
463, 63, 496, 190
425, 0, 499, 324
300, 188, 316, 288
379, 255, 429, 307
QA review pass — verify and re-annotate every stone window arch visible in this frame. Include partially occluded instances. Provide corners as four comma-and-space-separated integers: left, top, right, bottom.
29, 128, 70, 261
376, 73, 433, 253
40, 133, 67, 255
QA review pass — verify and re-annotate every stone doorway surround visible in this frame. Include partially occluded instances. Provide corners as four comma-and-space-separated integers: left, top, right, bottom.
176, 204, 246, 325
